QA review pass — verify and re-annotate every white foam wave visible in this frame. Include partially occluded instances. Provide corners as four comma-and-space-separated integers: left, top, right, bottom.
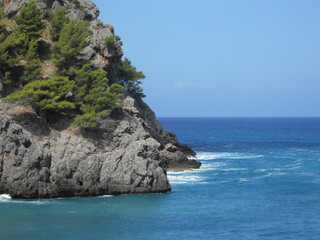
0, 195, 64, 204
255, 169, 267, 172
287, 166, 301, 170
239, 173, 273, 182
0, 194, 12, 202
239, 178, 249, 182
272, 172, 286, 176
300, 172, 320, 178
168, 151, 264, 186
204, 162, 227, 168
195, 152, 263, 161
101, 195, 113, 198
167, 174, 207, 184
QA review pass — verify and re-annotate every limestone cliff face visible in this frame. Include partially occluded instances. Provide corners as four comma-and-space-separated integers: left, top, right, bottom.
0, 0, 200, 199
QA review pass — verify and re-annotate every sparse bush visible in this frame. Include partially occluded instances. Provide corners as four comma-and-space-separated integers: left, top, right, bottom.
105, 34, 117, 51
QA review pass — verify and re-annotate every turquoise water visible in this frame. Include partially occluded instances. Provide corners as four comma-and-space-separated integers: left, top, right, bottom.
1, 118, 320, 239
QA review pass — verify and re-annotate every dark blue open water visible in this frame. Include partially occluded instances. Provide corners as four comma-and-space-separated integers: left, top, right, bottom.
1, 118, 320, 239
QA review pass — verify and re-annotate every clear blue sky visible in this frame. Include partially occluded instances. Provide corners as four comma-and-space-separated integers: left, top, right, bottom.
93, 0, 320, 117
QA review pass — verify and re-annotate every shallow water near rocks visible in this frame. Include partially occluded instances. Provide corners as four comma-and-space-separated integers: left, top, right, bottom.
1, 118, 320, 240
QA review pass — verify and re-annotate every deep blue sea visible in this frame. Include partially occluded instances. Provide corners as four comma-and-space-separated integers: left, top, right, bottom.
1, 118, 320, 240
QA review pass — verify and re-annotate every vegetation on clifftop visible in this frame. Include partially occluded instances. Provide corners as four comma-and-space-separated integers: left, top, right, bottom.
0, 0, 145, 127
0, 0, 147, 127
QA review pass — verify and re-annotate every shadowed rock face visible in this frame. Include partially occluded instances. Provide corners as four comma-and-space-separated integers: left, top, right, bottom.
0, 0, 201, 199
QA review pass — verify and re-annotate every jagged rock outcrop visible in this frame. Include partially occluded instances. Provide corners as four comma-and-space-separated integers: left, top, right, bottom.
0, 0, 201, 199
0, 94, 199, 199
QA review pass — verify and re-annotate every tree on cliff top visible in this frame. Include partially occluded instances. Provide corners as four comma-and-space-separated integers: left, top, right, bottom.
118, 58, 146, 98
14, 0, 45, 39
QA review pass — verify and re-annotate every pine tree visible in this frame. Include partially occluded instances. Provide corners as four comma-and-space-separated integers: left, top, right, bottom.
51, 20, 89, 71
20, 40, 42, 84
73, 83, 124, 127
0, 32, 29, 83
118, 58, 146, 98
0, 32, 29, 64
5, 76, 77, 111
6, 64, 124, 127
14, 0, 46, 39
70, 64, 124, 127
50, 7, 69, 41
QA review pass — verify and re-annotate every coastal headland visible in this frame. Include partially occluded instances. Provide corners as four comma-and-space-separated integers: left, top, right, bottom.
0, 0, 200, 199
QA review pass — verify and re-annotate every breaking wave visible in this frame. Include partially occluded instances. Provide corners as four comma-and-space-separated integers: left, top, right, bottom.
0, 194, 12, 202
195, 152, 263, 160
167, 174, 208, 184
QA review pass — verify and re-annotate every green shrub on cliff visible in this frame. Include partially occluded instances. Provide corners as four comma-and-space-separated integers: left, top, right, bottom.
20, 40, 42, 84
0, 32, 28, 64
68, 64, 124, 127
51, 19, 89, 71
118, 57, 146, 98
67, 64, 108, 101
104, 34, 116, 51
50, 7, 69, 41
0, 0, 42, 69
0, 32, 29, 83
73, 83, 124, 127
105, 34, 123, 51
6, 63, 124, 127
0, 1, 43, 85
14, 0, 45, 39
5, 76, 77, 111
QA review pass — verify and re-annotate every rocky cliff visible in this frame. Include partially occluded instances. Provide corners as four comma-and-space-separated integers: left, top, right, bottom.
0, 0, 200, 199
